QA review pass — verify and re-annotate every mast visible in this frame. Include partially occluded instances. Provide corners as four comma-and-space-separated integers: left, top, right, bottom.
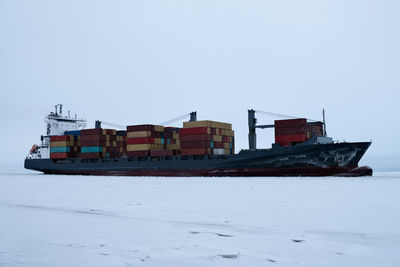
323, 108, 327, 137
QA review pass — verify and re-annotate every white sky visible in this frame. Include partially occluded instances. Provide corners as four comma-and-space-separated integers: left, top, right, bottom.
0, 0, 399, 170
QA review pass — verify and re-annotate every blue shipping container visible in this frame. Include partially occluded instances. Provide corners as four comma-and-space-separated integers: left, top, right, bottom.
50, 147, 70, 153
81, 146, 103, 153
64, 130, 81, 136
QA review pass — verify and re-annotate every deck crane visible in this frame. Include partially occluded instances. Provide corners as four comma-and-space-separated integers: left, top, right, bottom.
248, 109, 327, 150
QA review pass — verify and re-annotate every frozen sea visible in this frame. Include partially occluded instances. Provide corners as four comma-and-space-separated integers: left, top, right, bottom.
0, 171, 399, 267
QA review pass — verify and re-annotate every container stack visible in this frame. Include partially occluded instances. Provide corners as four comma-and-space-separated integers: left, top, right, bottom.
116, 130, 127, 158
126, 125, 165, 157
80, 128, 117, 159
164, 127, 181, 156
180, 120, 234, 156
274, 119, 323, 146
49, 134, 80, 159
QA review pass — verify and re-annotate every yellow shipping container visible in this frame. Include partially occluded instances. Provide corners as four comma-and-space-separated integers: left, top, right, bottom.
183, 120, 216, 128
215, 122, 232, 130
224, 148, 230, 154
127, 131, 152, 138
127, 144, 164, 151
154, 125, 165, 132
50, 141, 74, 147
113, 141, 117, 147
173, 133, 179, 139
166, 144, 180, 150
213, 135, 222, 142
222, 129, 234, 137
224, 142, 230, 149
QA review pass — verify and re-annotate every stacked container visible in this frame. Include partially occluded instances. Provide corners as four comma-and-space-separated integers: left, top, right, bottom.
164, 127, 181, 156
126, 125, 165, 157
180, 120, 235, 156
80, 128, 117, 159
50, 134, 80, 159
274, 119, 323, 146
116, 130, 127, 158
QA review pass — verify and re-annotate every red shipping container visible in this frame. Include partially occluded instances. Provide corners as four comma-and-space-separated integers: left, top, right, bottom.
275, 133, 308, 143
81, 140, 107, 147
127, 137, 157, 145
275, 126, 306, 135
180, 127, 210, 135
127, 124, 158, 132
181, 148, 211, 156
80, 152, 103, 159
150, 149, 173, 157
180, 140, 212, 149
81, 128, 103, 136
50, 135, 72, 142
50, 152, 73, 159
81, 135, 107, 142
278, 142, 291, 146
214, 141, 224, 149
274, 118, 307, 128
180, 134, 213, 142
127, 151, 150, 157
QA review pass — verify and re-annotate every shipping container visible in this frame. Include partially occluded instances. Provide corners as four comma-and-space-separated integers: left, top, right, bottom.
50, 152, 75, 159
126, 151, 150, 157
179, 134, 213, 142
213, 148, 225, 155
127, 144, 164, 151
275, 133, 308, 143
127, 131, 162, 138
274, 118, 307, 128
80, 152, 103, 159
64, 130, 81, 136
81, 146, 103, 153
180, 140, 213, 149
275, 126, 307, 135
126, 124, 164, 132
150, 149, 173, 157
126, 137, 164, 145
180, 127, 211, 135
50, 135, 72, 142
50, 147, 71, 153
181, 148, 212, 156
50, 140, 74, 147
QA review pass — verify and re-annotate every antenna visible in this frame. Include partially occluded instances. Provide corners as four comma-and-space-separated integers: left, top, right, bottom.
59, 104, 62, 114
68, 110, 70, 118
323, 109, 327, 136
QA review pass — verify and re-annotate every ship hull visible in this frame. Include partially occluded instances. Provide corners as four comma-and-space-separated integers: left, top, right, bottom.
25, 142, 372, 177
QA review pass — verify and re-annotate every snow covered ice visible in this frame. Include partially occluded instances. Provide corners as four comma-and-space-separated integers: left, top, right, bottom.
0, 171, 399, 266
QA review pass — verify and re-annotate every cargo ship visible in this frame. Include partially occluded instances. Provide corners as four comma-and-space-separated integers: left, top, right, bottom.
24, 105, 372, 177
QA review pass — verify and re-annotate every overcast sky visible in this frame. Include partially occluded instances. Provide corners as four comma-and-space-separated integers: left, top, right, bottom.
0, 0, 399, 170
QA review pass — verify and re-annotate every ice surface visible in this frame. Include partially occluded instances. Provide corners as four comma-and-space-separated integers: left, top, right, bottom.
0, 171, 399, 266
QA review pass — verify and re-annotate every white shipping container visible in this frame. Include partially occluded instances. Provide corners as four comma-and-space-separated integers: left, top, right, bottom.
213, 148, 225, 155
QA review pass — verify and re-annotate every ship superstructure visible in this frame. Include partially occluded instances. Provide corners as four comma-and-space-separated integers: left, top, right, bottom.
28, 104, 86, 159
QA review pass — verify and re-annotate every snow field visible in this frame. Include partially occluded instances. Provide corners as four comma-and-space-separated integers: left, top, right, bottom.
0, 172, 399, 266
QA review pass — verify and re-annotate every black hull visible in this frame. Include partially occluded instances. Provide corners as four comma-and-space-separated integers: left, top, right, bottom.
25, 142, 372, 177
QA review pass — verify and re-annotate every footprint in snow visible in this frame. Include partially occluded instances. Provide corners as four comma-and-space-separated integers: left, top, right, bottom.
189, 231, 233, 237
218, 254, 239, 259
